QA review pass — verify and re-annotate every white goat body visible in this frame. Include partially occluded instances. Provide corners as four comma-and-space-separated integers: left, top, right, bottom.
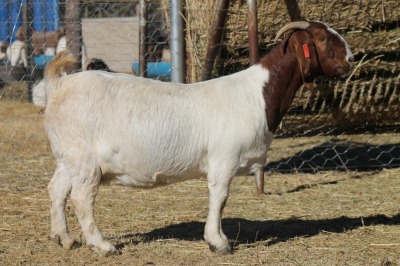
6, 40, 27, 67
32, 80, 46, 107
46, 67, 272, 187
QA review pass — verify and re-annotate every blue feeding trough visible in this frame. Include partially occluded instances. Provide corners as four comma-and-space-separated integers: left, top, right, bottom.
34, 54, 54, 69
132, 61, 171, 80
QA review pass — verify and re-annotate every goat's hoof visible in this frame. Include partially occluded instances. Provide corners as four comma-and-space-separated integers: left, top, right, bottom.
89, 242, 121, 257
70, 240, 82, 250
208, 242, 233, 254
52, 234, 80, 250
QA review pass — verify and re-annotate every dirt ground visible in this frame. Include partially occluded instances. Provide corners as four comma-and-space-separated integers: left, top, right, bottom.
1, 99, 399, 265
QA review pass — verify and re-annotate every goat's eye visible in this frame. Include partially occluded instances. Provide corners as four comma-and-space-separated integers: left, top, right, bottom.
317, 37, 326, 42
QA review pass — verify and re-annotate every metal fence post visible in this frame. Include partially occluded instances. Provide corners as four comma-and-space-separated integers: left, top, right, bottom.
170, 0, 184, 83
139, 0, 147, 77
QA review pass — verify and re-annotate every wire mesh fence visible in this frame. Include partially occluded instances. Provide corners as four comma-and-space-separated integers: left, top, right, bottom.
0, 0, 399, 174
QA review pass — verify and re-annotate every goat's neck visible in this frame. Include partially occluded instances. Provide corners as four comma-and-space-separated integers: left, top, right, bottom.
259, 45, 305, 133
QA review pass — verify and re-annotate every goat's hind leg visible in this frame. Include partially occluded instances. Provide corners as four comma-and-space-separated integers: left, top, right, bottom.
70, 161, 119, 256
48, 162, 80, 249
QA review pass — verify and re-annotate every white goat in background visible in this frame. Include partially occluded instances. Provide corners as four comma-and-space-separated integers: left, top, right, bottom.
6, 39, 27, 67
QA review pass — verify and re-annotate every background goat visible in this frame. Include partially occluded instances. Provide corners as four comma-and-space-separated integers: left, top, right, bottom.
44, 21, 353, 256
6, 39, 27, 67
17, 26, 64, 56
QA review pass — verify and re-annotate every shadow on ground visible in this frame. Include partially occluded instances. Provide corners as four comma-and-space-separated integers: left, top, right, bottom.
117, 214, 400, 249
265, 140, 400, 173
114, 139, 400, 250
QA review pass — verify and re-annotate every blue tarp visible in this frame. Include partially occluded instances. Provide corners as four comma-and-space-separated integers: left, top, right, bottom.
0, 0, 58, 43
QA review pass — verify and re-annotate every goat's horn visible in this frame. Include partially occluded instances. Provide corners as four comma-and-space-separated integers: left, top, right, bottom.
274, 21, 311, 42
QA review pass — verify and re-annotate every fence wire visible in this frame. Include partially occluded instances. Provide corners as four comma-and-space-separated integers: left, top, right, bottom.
0, 0, 399, 173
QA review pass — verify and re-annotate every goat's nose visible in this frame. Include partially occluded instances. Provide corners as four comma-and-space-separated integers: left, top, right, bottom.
347, 56, 355, 71
348, 55, 355, 64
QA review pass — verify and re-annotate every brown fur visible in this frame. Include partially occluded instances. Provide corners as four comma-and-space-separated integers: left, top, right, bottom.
260, 22, 353, 133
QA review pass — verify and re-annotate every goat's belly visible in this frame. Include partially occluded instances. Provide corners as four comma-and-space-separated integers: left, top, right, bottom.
103, 170, 204, 188
96, 142, 208, 188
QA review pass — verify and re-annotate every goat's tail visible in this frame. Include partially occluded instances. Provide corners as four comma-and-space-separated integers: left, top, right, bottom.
45, 49, 77, 80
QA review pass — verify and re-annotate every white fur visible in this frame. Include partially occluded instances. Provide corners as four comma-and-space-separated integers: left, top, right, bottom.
44, 47, 56, 56
56, 36, 66, 54
6, 40, 27, 67
32, 80, 46, 107
46, 65, 273, 255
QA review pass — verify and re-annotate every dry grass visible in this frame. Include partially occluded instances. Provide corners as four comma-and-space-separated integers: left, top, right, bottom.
1, 100, 400, 265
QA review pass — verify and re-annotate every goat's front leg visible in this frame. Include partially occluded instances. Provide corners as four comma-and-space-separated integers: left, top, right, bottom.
204, 164, 234, 254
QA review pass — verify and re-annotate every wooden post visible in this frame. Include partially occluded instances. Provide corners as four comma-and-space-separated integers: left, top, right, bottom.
23, 0, 34, 101
247, 0, 258, 65
65, 0, 82, 70
201, 0, 230, 81
284, 0, 302, 21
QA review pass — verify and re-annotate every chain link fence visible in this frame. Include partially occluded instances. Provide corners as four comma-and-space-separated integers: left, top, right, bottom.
0, 0, 399, 173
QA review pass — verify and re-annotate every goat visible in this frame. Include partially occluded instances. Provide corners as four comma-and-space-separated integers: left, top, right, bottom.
5, 26, 28, 67
6, 40, 27, 67
44, 21, 354, 256
17, 26, 64, 56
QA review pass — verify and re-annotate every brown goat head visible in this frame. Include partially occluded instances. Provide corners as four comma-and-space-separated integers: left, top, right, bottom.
306, 22, 354, 78
277, 21, 354, 81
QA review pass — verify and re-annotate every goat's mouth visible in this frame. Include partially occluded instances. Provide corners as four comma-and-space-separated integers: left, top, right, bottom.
336, 64, 354, 78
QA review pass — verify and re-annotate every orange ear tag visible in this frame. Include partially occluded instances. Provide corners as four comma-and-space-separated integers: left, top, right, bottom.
303, 44, 310, 59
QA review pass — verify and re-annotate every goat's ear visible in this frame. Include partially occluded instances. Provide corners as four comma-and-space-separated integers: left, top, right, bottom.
291, 31, 315, 80
282, 30, 295, 54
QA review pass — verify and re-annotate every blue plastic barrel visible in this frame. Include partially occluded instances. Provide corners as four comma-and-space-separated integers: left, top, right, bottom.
132, 62, 171, 79
34, 54, 54, 69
